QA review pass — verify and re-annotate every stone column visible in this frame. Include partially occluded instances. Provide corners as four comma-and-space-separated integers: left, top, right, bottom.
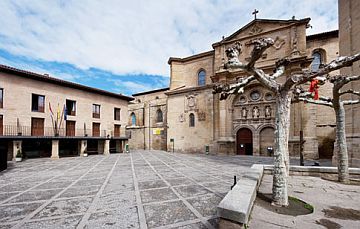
115, 140, 122, 153
51, 140, 60, 159
12, 140, 22, 161
79, 140, 87, 157
104, 139, 110, 155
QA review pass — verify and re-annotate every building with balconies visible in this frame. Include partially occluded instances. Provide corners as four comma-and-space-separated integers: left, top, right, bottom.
0, 64, 133, 160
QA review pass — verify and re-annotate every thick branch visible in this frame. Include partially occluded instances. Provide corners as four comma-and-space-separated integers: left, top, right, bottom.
297, 91, 333, 102
297, 97, 333, 107
213, 75, 256, 100
291, 53, 360, 86
339, 89, 360, 97
343, 100, 360, 105
247, 38, 274, 68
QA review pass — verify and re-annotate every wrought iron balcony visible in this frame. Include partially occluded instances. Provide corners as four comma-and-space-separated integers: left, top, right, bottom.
0, 125, 130, 139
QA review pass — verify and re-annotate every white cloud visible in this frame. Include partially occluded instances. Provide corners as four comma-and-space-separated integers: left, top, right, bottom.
0, 0, 338, 76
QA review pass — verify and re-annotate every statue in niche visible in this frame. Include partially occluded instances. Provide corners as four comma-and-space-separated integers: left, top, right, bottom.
241, 107, 248, 119
265, 106, 272, 118
253, 106, 260, 118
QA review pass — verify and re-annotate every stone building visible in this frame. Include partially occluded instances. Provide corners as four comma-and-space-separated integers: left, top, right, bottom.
338, 0, 360, 166
128, 17, 343, 161
0, 65, 133, 160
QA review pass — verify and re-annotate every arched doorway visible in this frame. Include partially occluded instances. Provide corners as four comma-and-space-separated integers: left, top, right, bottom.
236, 128, 253, 155
260, 127, 275, 156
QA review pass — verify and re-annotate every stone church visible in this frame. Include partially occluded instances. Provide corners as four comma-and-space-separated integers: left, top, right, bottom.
127, 16, 357, 164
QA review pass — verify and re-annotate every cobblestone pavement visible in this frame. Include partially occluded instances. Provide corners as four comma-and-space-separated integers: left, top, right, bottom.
0, 150, 319, 229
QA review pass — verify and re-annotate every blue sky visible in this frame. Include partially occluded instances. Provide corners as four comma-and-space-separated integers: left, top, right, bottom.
0, 0, 338, 96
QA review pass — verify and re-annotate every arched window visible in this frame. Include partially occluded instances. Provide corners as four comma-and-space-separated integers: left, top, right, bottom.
311, 51, 322, 72
198, 70, 206, 86
131, 113, 136, 126
189, 113, 195, 127
156, 109, 163, 123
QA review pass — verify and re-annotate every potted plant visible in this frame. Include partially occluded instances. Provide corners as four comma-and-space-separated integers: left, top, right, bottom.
15, 149, 23, 162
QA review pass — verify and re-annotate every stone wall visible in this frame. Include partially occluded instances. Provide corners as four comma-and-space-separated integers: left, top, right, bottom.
339, 0, 360, 167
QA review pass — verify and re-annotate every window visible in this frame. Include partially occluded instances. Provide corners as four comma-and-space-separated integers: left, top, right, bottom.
189, 113, 195, 127
131, 113, 136, 126
92, 104, 100, 118
114, 108, 121, 121
31, 94, 45, 112
0, 88, 3, 108
66, 100, 76, 116
311, 51, 322, 72
156, 109, 163, 123
198, 70, 206, 86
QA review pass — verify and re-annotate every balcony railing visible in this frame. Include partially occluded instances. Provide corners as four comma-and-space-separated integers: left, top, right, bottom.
0, 125, 130, 138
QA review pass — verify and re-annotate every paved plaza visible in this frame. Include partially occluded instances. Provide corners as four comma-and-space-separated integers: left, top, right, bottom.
0, 150, 278, 229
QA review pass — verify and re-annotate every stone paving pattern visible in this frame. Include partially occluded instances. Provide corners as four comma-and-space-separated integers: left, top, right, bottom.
0, 150, 280, 229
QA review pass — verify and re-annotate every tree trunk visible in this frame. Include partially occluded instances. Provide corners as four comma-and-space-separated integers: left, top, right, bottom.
334, 102, 350, 183
272, 90, 291, 206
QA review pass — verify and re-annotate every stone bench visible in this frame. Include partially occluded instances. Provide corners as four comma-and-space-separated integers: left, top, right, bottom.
217, 164, 264, 228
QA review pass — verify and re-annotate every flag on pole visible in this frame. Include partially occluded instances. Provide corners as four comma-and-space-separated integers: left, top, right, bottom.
64, 104, 67, 121
49, 102, 54, 116
57, 103, 60, 120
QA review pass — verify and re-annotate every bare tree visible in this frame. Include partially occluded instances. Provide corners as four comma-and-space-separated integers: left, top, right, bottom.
213, 38, 360, 206
294, 75, 360, 183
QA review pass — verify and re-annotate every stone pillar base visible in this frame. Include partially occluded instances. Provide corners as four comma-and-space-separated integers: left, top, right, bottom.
79, 140, 87, 157
51, 140, 60, 159
104, 140, 110, 155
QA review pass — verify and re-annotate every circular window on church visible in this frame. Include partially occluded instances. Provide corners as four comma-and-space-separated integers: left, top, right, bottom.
250, 90, 261, 101
265, 93, 273, 101
239, 96, 246, 104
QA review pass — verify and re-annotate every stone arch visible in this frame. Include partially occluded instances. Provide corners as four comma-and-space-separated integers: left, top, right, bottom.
259, 126, 275, 156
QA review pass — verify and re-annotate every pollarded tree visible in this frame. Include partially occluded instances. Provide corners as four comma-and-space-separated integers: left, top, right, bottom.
213, 38, 360, 206
294, 75, 360, 183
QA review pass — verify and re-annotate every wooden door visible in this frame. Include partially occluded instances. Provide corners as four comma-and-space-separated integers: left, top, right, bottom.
114, 125, 120, 137
236, 128, 253, 155
31, 118, 44, 136
66, 121, 76, 136
92, 123, 100, 137
0, 115, 3, 136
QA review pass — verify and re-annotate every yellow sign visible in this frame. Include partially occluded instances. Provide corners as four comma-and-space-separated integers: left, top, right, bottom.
153, 128, 163, 135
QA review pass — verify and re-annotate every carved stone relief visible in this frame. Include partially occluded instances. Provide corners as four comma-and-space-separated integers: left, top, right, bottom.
185, 94, 198, 112
179, 113, 185, 122
198, 111, 206, 121
273, 36, 286, 50
248, 25, 263, 35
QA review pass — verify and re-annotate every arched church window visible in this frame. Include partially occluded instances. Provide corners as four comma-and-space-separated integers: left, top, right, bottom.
189, 113, 195, 127
198, 70, 206, 86
156, 109, 163, 123
311, 51, 322, 72
131, 113, 136, 126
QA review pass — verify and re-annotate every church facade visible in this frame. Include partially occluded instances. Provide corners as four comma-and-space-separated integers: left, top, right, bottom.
128, 17, 345, 163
